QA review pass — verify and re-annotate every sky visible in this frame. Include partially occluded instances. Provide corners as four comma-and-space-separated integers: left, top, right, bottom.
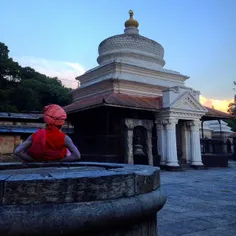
1, 0, 236, 112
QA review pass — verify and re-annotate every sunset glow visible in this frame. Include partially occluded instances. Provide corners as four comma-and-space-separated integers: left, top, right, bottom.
200, 96, 233, 113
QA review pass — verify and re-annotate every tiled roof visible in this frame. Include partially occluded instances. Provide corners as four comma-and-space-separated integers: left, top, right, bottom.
203, 107, 233, 120
0, 112, 43, 120
64, 93, 162, 114
64, 94, 233, 121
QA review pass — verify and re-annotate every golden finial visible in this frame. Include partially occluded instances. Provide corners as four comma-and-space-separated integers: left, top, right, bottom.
129, 10, 134, 18
125, 9, 139, 28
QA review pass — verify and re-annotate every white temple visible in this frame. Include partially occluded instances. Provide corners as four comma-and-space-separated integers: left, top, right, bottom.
202, 120, 233, 139
65, 10, 232, 169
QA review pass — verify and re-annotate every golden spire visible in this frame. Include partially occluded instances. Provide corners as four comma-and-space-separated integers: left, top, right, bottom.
125, 10, 139, 28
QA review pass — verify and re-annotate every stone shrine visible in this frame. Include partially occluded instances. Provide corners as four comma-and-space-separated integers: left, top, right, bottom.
64, 10, 231, 169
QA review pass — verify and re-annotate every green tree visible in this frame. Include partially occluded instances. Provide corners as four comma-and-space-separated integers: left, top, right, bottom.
0, 42, 72, 112
228, 81, 236, 116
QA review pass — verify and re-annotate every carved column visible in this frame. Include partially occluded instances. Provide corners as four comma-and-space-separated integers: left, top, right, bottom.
125, 127, 134, 164
165, 118, 179, 167
190, 120, 204, 166
181, 122, 187, 164
156, 120, 166, 165
124, 119, 135, 165
146, 128, 153, 166
222, 137, 227, 154
185, 123, 191, 164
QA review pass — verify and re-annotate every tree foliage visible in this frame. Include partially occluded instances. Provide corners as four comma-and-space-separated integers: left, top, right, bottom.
0, 42, 72, 112
227, 81, 236, 116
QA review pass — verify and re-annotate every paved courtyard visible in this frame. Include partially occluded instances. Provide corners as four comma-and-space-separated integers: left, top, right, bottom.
158, 161, 236, 236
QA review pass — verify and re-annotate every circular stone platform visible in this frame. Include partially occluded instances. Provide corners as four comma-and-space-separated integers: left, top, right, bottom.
0, 162, 166, 236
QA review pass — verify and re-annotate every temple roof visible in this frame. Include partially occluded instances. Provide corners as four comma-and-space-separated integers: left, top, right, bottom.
64, 93, 162, 114
97, 10, 165, 68
202, 107, 233, 120
64, 94, 232, 121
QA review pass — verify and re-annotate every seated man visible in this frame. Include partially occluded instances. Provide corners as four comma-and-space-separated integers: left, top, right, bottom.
14, 104, 81, 162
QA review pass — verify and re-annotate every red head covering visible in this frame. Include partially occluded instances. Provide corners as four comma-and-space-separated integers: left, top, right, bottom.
43, 104, 67, 126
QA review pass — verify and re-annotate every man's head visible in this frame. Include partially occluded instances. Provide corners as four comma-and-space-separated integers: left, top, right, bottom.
43, 104, 67, 127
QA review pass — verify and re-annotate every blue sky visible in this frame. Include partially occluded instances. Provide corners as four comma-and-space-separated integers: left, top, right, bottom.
1, 0, 236, 109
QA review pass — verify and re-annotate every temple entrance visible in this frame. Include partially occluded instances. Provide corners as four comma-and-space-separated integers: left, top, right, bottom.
133, 126, 148, 165
176, 120, 190, 166
176, 121, 183, 164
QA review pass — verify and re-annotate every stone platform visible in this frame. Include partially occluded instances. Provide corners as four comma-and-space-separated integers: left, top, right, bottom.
0, 162, 166, 236
159, 161, 236, 236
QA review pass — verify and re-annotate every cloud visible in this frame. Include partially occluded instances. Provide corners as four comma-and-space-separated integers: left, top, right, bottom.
14, 56, 86, 89
200, 95, 233, 113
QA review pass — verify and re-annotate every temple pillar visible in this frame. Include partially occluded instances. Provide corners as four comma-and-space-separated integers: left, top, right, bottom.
125, 127, 134, 164
190, 120, 204, 167
156, 121, 166, 166
181, 122, 187, 164
146, 128, 153, 166
185, 123, 191, 164
165, 119, 179, 167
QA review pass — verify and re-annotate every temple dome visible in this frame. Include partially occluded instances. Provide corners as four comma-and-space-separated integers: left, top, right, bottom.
97, 10, 165, 68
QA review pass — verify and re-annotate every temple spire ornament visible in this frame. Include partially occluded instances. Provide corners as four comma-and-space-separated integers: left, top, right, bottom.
124, 10, 139, 34
125, 10, 139, 28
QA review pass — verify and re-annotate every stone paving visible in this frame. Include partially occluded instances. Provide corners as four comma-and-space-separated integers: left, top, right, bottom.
158, 161, 236, 236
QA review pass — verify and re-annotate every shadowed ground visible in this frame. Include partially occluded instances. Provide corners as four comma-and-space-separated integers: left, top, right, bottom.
158, 161, 236, 236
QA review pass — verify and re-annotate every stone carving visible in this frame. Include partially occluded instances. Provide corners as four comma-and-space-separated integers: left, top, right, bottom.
97, 34, 165, 67
124, 118, 153, 165
98, 34, 164, 57
170, 92, 207, 112
165, 118, 178, 130
125, 118, 153, 130
97, 52, 164, 67
189, 120, 201, 131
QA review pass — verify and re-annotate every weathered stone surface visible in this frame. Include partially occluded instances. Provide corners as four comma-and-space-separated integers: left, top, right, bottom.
134, 168, 160, 194
0, 174, 10, 204
0, 187, 166, 236
0, 162, 166, 235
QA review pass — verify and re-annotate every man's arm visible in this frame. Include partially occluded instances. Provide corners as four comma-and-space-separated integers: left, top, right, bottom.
60, 135, 81, 162
13, 135, 34, 162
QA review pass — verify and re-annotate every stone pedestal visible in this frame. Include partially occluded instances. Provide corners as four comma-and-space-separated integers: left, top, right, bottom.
0, 162, 166, 236
165, 119, 179, 168
190, 120, 204, 167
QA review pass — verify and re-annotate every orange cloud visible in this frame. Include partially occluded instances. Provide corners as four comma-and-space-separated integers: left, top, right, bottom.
200, 95, 233, 113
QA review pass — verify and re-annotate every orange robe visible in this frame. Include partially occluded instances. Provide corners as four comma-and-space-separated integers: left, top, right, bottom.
27, 126, 67, 161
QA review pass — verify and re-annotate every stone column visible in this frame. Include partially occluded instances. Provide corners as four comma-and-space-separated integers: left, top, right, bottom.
222, 137, 227, 154
181, 122, 187, 164
125, 128, 134, 164
190, 120, 204, 166
165, 118, 179, 167
185, 123, 191, 164
146, 128, 153, 166
156, 121, 166, 165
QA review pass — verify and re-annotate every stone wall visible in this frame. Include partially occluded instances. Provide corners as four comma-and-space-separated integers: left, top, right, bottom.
0, 135, 22, 155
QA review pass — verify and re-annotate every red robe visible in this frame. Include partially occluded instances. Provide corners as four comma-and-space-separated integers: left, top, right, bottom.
27, 126, 67, 161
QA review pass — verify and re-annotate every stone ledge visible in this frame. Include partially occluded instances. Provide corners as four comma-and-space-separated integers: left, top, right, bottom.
0, 162, 160, 205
